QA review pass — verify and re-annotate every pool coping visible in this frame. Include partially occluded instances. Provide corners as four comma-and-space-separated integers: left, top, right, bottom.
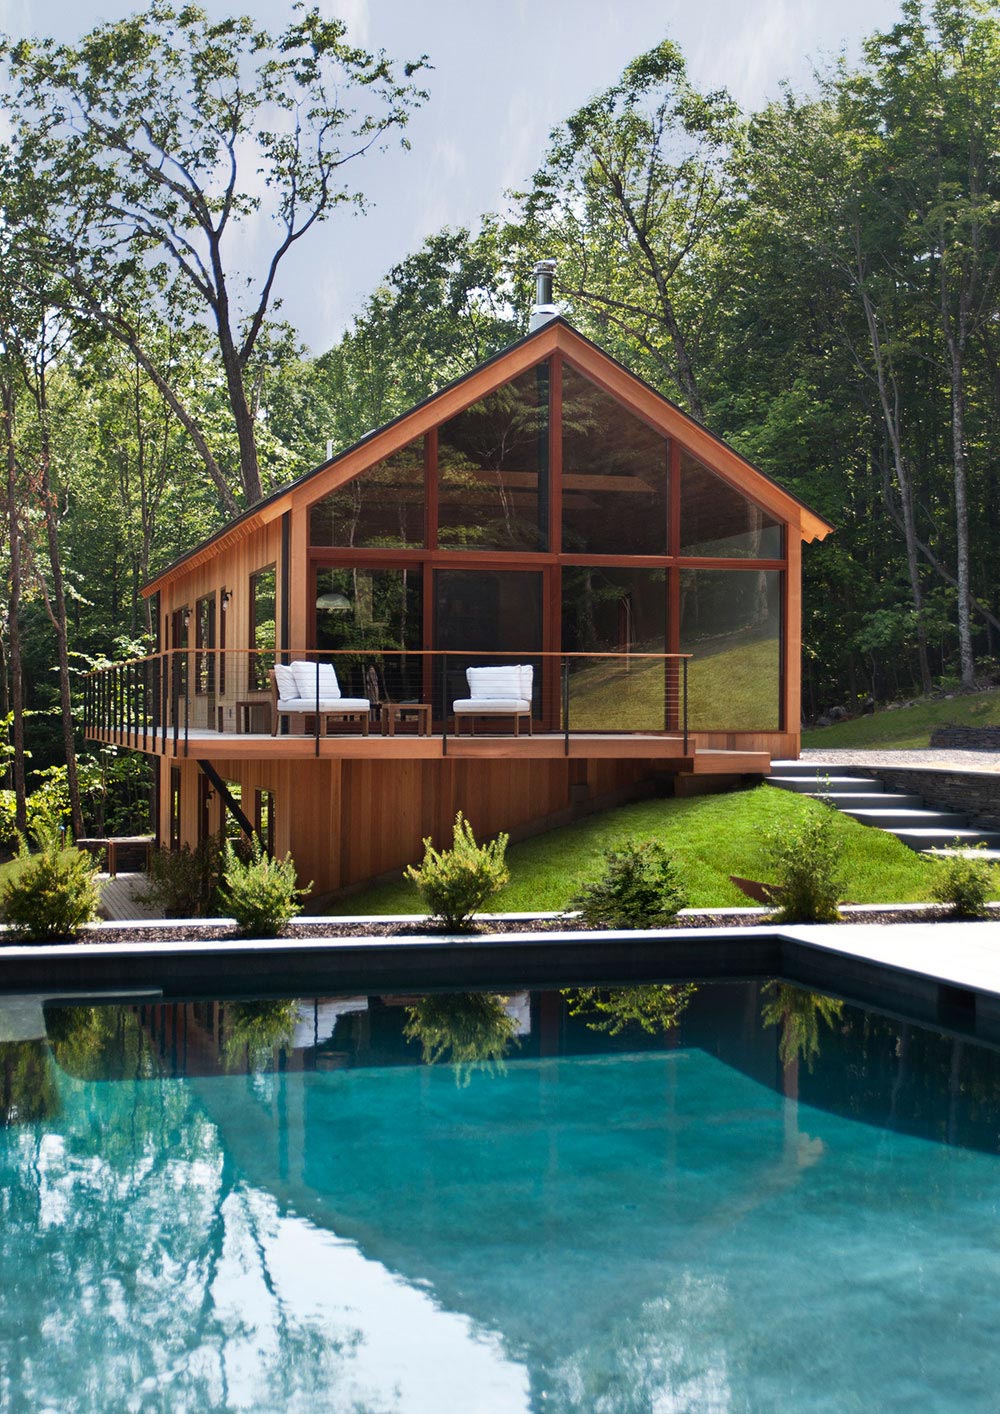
3, 919, 1000, 1044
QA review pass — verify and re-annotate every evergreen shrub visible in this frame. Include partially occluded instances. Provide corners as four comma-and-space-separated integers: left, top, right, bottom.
932, 845, 998, 918
766, 809, 842, 923
568, 839, 687, 929
218, 836, 308, 937
0, 811, 101, 943
138, 838, 222, 917
404, 812, 509, 929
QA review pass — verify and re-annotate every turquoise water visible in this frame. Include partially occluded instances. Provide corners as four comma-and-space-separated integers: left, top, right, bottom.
2, 983, 1000, 1411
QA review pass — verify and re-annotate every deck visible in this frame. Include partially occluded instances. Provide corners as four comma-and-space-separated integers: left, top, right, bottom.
86, 723, 769, 774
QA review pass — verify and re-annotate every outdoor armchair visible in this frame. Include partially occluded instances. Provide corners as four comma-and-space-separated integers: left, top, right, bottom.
270, 661, 370, 735
452, 664, 533, 736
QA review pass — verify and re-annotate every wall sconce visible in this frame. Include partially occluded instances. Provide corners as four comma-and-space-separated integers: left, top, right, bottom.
221, 590, 232, 613
182, 608, 192, 628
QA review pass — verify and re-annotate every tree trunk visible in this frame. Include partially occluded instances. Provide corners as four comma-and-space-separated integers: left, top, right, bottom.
949, 345, 976, 688
1, 380, 28, 833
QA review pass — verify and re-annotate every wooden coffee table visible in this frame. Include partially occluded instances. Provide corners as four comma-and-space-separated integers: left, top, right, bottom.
382, 702, 431, 737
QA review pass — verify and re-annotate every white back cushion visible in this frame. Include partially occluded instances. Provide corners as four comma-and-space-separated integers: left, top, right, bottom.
273, 663, 298, 700
517, 664, 533, 699
291, 660, 341, 699
466, 665, 532, 702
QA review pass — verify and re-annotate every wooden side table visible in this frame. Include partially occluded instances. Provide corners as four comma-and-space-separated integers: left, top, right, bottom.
235, 697, 272, 733
382, 702, 431, 737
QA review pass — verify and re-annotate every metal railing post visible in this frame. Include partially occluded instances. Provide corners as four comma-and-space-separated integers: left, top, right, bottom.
441, 654, 448, 756
161, 654, 169, 751
315, 657, 321, 757
172, 650, 180, 754
563, 657, 570, 756
183, 651, 190, 756
683, 658, 689, 756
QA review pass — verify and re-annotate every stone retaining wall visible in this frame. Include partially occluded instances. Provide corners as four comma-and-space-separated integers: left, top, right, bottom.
872, 765, 1000, 829
930, 726, 1000, 749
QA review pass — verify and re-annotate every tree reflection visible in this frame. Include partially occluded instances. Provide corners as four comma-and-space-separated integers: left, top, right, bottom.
564, 984, 696, 1036
403, 992, 519, 1084
760, 983, 843, 1070
221, 998, 300, 1072
0, 1041, 61, 1125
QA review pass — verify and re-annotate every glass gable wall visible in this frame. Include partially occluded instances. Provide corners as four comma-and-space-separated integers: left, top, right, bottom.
304, 353, 790, 733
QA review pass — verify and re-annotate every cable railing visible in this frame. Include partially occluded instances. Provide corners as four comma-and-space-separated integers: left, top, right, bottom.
82, 647, 692, 757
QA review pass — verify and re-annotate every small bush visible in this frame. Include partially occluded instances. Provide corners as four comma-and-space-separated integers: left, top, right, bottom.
568, 840, 687, 929
218, 837, 308, 937
138, 838, 222, 918
404, 812, 509, 929
765, 808, 842, 923
0, 812, 101, 943
933, 845, 998, 918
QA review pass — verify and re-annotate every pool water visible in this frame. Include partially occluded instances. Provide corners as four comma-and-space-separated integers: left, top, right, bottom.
2, 981, 1000, 1411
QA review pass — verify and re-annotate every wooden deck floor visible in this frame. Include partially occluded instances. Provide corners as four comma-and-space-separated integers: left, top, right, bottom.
87, 725, 770, 773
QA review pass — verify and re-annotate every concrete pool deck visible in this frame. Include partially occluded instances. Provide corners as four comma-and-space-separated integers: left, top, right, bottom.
2, 915, 1000, 1044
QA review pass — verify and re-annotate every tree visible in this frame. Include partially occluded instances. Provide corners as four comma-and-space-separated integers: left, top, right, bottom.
517, 40, 741, 420
2, 4, 428, 511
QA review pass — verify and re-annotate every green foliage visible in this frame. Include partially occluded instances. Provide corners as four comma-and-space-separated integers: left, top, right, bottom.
403, 992, 518, 1084
138, 838, 223, 918
221, 999, 301, 1073
760, 984, 844, 1070
765, 807, 843, 924
568, 839, 687, 929
565, 984, 697, 1036
218, 837, 308, 938
0, 810, 101, 943
404, 812, 509, 929
932, 846, 998, 919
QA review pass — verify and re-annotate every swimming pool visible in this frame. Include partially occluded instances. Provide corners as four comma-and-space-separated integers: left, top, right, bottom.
1, 980, 999, 1411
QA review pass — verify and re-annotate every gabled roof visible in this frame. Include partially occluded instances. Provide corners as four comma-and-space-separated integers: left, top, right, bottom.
142, 317, 834, 596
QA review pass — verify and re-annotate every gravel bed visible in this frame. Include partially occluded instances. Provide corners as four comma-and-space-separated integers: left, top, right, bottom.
39, 903, 990, 947
798, 748, 1000, 772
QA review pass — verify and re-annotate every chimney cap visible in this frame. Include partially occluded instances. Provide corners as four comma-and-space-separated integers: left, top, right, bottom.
529, 257, 558, 332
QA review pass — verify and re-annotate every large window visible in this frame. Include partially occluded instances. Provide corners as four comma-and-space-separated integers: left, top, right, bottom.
681, 569, 781, 730
309, 439, 425, 548
249, 566, 276, 690
438, 364, 550, 551
195, 593, 215, 694
679, 450, 782, 559
315, 566, 423, 702
562, 566, 668, 730
561, 363, 669, 555
434, 569, 543, 715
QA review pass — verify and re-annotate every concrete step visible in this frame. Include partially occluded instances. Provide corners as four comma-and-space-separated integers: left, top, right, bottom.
888, 827, 1000, 853
822, 792, 927, 810
841, 808, 968, 831
770, 760, 862, 778
766, 775, 884, 794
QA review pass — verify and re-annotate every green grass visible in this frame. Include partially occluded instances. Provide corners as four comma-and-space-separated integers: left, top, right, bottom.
335, 784, 939, 915
801, 689, 1000, 749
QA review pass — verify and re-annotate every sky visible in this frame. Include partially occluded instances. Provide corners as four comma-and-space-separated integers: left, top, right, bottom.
0, 0, 903, 353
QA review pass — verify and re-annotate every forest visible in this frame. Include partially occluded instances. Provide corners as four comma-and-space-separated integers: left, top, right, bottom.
1, 0, 999, 836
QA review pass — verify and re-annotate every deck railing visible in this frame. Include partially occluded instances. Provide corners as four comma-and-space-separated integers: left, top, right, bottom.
82, 647, 692, 757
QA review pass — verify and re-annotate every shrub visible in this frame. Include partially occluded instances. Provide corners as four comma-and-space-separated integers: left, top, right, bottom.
138, 838, 222, 918
404, 812, 509, 929
0, 811, 101, 943
568, 839, 687, 929
218, 837, 308, 937
932, 845, 998, 918
765, 808, 842, 923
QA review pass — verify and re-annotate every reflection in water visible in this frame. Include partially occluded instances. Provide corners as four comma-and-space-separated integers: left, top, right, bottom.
4, 982, 1000, 1410
760, 982, 844, 1069
564, 983, 696, 1037
403, 992, 519, 1083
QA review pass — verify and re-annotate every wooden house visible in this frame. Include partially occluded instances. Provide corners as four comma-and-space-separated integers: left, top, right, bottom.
85, 317, 832, 897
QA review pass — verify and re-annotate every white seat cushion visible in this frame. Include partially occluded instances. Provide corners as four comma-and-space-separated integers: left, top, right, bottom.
291, 660, 341, 699
453, 698, 531, 713
273, 663, 298, 700
277, 697, 369, 713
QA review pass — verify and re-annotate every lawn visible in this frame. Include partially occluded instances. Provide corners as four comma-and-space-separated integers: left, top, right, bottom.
801, 688, 1000, 749
335, 784, 940, 915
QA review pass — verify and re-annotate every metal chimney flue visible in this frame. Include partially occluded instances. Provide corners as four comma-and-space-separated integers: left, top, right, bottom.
529, 258, 558, 331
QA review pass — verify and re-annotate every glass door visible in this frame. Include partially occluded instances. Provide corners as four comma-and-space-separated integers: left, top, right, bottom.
433, 569, 544, 722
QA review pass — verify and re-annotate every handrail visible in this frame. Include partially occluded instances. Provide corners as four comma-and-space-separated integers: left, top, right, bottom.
82, 646, 695, 670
